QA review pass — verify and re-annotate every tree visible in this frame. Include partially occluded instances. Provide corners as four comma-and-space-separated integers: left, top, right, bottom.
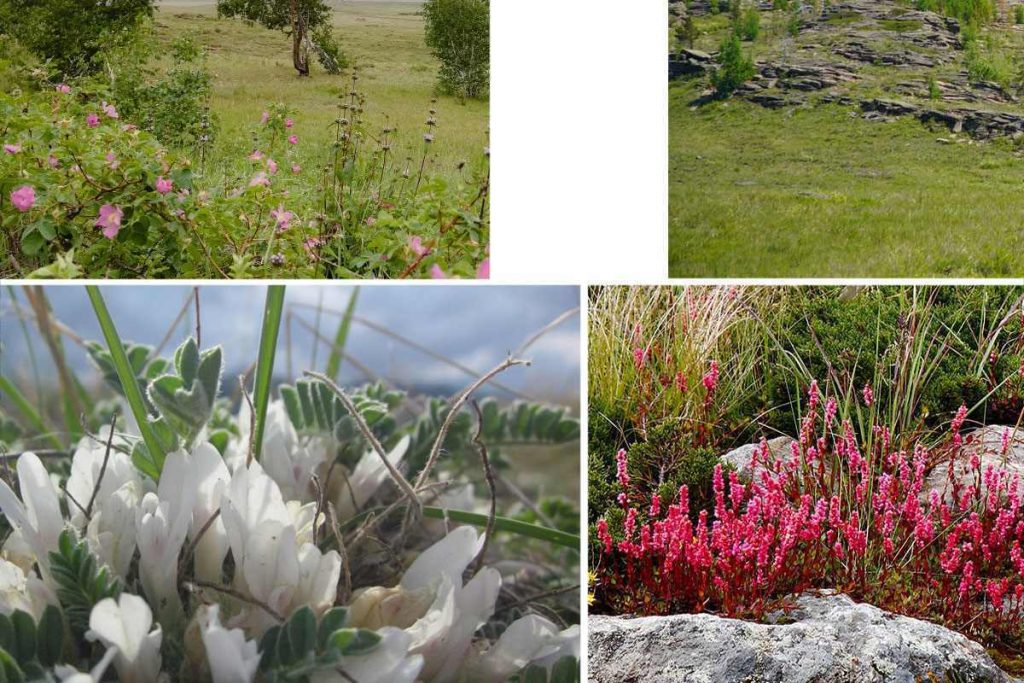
712, 33, 754, 96
216, 0, 342, 77
0, 0, 153, 76
422, 0, 489, 99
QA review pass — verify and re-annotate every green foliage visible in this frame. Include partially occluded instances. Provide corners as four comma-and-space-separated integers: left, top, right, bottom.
258, 606, 384, 680
0, 35, 41, 94
710, 0, 721, 13
0, 606, 64, 680
147, 337, 224, 449
915, 0, 995, 25
0, 0, 152, 76
735, 7, 761, 41
509, 657, 580, 683
963, 38, 1016, 89
48, 530, 122, 639
102, 31, 217, 150
712, 34, 755, 96
216, 0, 341, 76
422, 0, 490, 99
928, 75, 941, 100
1016, 4, 1024, 24
280, 379, 396, 451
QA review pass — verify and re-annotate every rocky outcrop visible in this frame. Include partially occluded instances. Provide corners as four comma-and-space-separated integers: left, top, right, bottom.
589, 592, 1018, 683
669, 49, 714, 79
923, 425, 1024, 502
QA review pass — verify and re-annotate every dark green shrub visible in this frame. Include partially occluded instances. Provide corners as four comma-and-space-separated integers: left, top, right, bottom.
1016, 4, 1024, 24
422, 0, 489, 99
712, 34, 755, 96
0, 0, 152, 76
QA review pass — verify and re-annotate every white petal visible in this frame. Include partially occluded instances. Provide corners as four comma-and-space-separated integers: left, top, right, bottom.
337, 436, 411, 518
336, 627, 422, 683
401, 526, 482, 592
199, 604, 260, 683
87, 594, 163, 683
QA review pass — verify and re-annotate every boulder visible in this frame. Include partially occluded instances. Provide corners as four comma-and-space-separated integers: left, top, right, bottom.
720, 436, 796, 482
922, 425, 1024, 503
588, 592, 1017, 683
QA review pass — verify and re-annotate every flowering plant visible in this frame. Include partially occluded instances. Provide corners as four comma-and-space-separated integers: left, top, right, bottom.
594, 379, 1024, 654
0, 78, 489, 280
0, 291, 578, 681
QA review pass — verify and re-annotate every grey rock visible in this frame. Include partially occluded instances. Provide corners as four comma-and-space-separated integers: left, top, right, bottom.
922, 425, 1024, 503
588, 592, 1018, 683
721, 436, 796, 482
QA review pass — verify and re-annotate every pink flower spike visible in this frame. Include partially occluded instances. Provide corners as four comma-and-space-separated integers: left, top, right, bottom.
10, 186, 35, 212
270, 205, 294, 231
101, 101, 119, 119
287, 134, 298, 145
155, 176, 173, 195
249, 172, 270, 187
249, 150, 264, 161
260, 111, 269, 125
291, 163, 301, 174
285, 118, 294, 128
86, 113, 100, 128
56, 83, 71, 94
95, 204, 123, 239
3, 144, 21, 154
476, 258, 490, 279
430, 264, 447, 279
267, 158, 278, 175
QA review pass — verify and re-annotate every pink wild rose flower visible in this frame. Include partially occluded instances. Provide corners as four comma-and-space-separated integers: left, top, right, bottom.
96, 204, 124, 239
10, 186, 35, 212
3, 144, 21, 154
86, 113, 100, 128
430, 264, 446, 279
155, 176, 173, 195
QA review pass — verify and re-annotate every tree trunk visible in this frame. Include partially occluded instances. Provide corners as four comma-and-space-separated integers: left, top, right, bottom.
291, 0, 309, 76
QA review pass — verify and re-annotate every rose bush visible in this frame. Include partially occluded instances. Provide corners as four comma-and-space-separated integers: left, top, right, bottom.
0, 83, 489, 279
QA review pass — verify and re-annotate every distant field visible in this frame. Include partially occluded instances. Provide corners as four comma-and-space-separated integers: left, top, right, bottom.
154, 1, 487, 181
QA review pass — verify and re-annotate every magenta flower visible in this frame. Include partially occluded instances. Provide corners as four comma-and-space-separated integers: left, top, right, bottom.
105, 152, 119, 170
155, 176, 173, 194
87, 113, 100, 128
430, 264, 446, 279
476, 258, 490, 279
267, 158, 279, 175
249, 172, 270, 187
270, 205, 294, 231
249, 150, 264, 161
55, 83, 71, 94
95, 204, 123, 239
260, 111, 269, 125
287, 134, 298, 145
3, 144, 21, 154
291, 163, 301, 174
285, 118, 294, 128
10, 186, 35, 212
48, 155, 60, 168
409, 235, 428, 256
101, 101, 119, 119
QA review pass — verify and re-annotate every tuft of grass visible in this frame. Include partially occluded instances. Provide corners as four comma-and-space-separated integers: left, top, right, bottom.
251, 285, 286, 462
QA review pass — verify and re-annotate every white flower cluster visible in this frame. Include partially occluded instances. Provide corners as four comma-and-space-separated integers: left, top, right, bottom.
0, 400, 578, 682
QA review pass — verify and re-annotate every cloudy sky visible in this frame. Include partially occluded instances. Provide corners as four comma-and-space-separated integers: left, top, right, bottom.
0, 285, 580, 405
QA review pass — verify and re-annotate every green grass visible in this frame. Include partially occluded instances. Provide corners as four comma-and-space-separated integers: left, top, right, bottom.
154, 1, 487, 181
669, 82, 1024, 277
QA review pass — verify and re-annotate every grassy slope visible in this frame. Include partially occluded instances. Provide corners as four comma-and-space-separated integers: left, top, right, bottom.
154, 1, 487, 181
668, 12, 1024, 278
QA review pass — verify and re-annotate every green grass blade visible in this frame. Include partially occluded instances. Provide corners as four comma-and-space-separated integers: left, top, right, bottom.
325, 287, 359, 380
252, 285, 286, 461
422, 506, 579, 550
0, 376, 62, 450
86, 286, 165, 471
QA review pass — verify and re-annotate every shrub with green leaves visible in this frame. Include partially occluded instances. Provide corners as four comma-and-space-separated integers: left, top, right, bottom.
712, 34, 755, 96
423, 0, 490, 99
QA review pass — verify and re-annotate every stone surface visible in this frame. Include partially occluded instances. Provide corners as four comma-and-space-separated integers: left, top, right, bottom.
720, 435, 796, 482
922, 425, 1024, 502
589, 592, 1018, 683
